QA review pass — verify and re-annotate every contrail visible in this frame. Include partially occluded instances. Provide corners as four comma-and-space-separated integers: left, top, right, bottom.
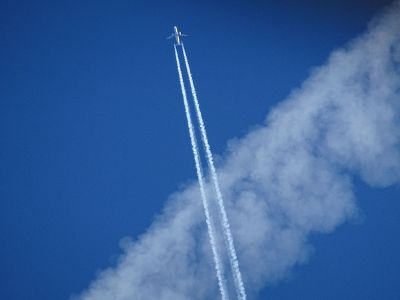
174, 45, 229, 300
181, 44, 247, 300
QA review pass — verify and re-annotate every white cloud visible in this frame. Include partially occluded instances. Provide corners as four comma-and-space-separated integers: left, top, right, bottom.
74, 2, 400, 299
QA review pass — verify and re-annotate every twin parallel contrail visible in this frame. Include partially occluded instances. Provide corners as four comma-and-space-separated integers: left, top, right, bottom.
181, 44, 247, 300
174, 45, 229, 300
173, 36, 247, 300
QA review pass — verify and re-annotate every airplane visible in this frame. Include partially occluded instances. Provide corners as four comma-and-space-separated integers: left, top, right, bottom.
167, 26, 188, 46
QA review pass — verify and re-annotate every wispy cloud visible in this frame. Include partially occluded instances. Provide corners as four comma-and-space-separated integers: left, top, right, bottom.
74, 2, 400, 299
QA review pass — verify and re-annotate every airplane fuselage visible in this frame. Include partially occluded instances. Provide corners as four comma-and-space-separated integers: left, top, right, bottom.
174, 26, 181, 45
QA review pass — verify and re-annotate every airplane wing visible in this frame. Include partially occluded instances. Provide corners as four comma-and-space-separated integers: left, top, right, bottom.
181, 34, 189, 37
166, 34, 174, 39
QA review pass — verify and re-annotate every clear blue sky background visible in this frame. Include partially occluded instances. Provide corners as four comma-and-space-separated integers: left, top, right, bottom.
1, 1, 399, 299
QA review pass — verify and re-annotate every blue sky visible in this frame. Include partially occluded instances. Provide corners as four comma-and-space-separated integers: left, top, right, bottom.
1, 1, 399, 299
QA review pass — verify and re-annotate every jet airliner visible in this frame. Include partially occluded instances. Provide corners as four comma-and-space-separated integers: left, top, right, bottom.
167, 26, 188, 45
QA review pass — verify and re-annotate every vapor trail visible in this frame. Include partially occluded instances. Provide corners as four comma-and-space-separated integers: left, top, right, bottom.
174, 45, 229, 300
181, 44, 247, 300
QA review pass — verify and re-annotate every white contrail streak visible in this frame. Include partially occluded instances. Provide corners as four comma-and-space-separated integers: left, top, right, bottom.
174, 45, 229, 300
181, 44, 247, 300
